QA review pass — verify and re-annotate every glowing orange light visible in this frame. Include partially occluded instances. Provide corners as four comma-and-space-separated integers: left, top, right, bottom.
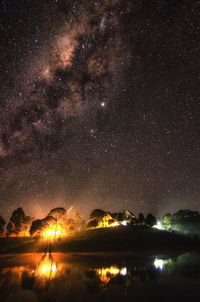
42, 225, 65, 240
96, 214, 120, 229
96, 266, 120, 284
36, 256, 57, 279
110, 267, 120, 275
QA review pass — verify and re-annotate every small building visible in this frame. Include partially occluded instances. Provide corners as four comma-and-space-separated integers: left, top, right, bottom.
85, 209, 137, 230
98, 214, 120, 228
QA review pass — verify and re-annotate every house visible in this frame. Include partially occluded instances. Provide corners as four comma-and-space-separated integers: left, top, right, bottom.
85, 209, 136, 230
85, 213, 120, 229
98, 213, 120, 228
112, 210, 137, 226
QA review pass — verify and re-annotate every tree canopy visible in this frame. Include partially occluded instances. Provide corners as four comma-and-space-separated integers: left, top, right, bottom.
30, 219, 47, 236
10, 207, 26, 235
138, 213, 145, 224
47, 207, 66, 220
6, 222, 15, 237
90, 209, 106, 219
0, 215, 5, 234
30, 215, 57, 236
85, 218, 98, 229
146, 213, 156, 227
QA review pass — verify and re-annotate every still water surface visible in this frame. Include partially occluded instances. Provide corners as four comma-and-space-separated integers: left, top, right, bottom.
0, 251, 200, 302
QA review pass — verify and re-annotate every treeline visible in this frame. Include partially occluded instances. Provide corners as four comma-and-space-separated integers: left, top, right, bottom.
0, 207, 84, 238
1, 207, 199, 238
85, 209, 157, 228
0, 207, 157, 237
0, 208, 32, 238
160, 209, 200, 235
30, 207, 84, 237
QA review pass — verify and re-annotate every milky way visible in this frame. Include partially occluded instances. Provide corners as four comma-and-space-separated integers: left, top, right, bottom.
0, 0, 200, 220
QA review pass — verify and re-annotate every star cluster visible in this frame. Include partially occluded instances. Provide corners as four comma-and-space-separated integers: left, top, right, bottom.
0, 0, 199, 220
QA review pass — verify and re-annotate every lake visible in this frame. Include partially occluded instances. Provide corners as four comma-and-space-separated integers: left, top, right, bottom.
0, 251, 200, 302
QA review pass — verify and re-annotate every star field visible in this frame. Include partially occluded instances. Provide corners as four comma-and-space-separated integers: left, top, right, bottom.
0, 0, 200, 220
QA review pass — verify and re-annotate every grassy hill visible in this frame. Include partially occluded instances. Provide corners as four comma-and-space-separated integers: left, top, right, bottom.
53, 225, 200, 253
0, 226, 199, 254
0, 237, 37, 254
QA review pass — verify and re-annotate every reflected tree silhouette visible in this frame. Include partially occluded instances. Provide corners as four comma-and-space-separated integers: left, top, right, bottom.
21, 270, 35, 290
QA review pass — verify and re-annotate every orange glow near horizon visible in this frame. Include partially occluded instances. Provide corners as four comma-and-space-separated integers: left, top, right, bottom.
96, 266, 120, 284
45, 229, 61, 238
2, 255, 58, 281
42, 224, 67, 240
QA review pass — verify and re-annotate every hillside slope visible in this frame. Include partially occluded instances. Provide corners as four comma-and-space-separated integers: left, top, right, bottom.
53, 226, 200, 253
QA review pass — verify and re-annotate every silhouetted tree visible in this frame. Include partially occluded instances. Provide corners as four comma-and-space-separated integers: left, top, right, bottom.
8, 207, 32, 236
30, 216, 57, 236
0, 215, 5, 235
116, 210, 126, 222
85, 219, 98, 229
47, 207, 66, 220
21, 216, 33, 236
173, 209, 199, 220
43, 215, 57, 225
90, 209, 106, 219
6, 222, 15, 237
47, 207, 66, 239
146, 214, 156, 227
21, 270, 35, 290
30, 219, 47, 236
10, 207, 26, 235
138, 213, 145, 224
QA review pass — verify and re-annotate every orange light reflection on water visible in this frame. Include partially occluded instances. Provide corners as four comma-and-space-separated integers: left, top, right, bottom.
96, 266, 120, 284
1, 254, 59, 281
36, 254, 57, 279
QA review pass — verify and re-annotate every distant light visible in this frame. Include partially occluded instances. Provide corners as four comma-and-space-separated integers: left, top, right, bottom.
154, 258, 164, 270
111, 221, 120, 227
101, 102, 105, 107
38, 261, 57, 277
120, 267, 127, 276
121, 221, 127, 226
42, 264, 46, 273
153, 221, 163, 230
45, 229, 61, 238
110, 267, 120, 275
52, 264, 57, 272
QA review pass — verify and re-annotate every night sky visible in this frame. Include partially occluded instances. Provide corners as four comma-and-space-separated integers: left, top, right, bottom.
0, 0, 199, 221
